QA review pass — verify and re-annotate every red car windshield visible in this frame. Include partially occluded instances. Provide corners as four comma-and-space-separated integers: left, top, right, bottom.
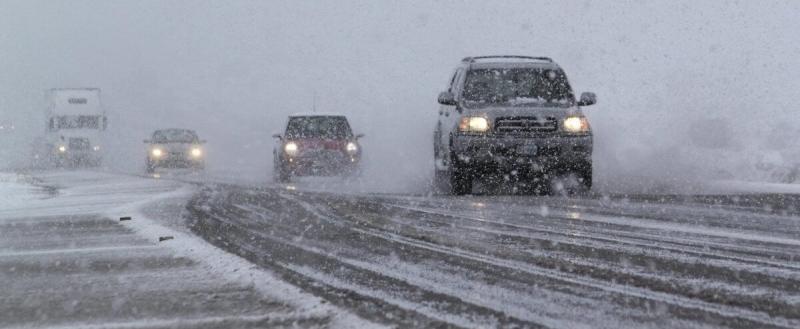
286, 116, 352, 139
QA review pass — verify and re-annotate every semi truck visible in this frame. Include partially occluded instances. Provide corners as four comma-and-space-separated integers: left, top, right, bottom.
43, 88, 107, 167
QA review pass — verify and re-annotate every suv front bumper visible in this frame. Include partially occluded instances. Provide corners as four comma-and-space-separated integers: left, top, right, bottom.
451, 134, 592, 174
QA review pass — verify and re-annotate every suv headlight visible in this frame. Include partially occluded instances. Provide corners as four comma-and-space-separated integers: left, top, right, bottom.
563, 116, 591, 133
345, 142, 358, 154
151, 148, 163, 157
458, 117, 490, 133
284, 142, 299, 156
190, 147, 203, 158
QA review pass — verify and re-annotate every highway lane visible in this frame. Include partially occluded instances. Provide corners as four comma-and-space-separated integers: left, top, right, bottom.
6, 169, 798, 328
187, 182, 800, 329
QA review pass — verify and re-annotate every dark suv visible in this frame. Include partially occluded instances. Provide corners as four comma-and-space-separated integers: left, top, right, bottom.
434, 56, 597, 195
273, 114, 363, 182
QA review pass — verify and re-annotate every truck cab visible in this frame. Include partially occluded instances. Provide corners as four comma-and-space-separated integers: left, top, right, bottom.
44, 88, 107, 167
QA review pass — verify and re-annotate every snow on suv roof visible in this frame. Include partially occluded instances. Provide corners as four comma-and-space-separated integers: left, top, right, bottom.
462, 55, 561, 69
462, 56, 553, 63
289, 112, 346, 117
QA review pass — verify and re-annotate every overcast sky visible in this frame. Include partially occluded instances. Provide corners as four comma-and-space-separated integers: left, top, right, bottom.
2, 1, 799, 191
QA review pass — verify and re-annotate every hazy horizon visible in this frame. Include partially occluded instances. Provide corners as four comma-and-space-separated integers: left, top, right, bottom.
2, 1, 799, 193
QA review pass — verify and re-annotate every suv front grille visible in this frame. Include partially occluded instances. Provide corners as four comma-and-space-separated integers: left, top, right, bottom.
68, 138, 91, 150
494, 116, 558, 134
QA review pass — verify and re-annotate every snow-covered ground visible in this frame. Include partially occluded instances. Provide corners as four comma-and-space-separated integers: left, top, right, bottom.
0, 170, 379, 328
3, 169, 800, 328
187, 176, 800, 328
0, 173, 44, 210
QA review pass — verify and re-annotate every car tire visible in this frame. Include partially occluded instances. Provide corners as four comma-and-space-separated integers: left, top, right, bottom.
274, 163, 291, 183
433, 168, 448, 193
579, 167, 592, 191
344, 166, 361, 180
449, 162, 473, 195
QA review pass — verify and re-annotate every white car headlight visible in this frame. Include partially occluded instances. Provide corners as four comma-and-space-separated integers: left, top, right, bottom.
458, 116, 490, 133
92, 145, 101, 152
190, 147, 203, 158
151, 148, 163, 157
284, 142, 299, 156
57, 145, 67, 153
563, 116, 590, 133
345, 142, 358, 154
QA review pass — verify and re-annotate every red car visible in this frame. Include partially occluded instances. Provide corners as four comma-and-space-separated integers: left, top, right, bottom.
273, 114, 363, 182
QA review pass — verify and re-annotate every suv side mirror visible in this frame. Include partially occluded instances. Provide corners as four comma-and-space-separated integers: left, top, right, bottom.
577, 92, 597, 106
437, 91, 457, 106
356, 133, 365, 139
143, 139, 151, 143
272, 134, 282, 140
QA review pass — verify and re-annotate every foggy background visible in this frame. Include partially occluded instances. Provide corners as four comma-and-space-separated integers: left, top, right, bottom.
2, 0, 799, 193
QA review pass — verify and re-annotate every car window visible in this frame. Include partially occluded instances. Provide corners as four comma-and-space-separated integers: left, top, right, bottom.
152, 129, 199, 143
285, 117, 352, 139
462, 68, 574, 106
447, 69, 458, 92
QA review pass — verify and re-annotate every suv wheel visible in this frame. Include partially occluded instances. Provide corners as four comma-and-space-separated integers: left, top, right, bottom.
274, 162, 291, 183
343, 166, 361, 180
579, 167, 592, 191
448, 161, 473, 195
433, 168, 449, 193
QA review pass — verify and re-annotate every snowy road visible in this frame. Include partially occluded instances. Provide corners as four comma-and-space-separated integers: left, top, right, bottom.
188, 180, 800, 329
3, 170, 800, 328
0, 171, 374, 329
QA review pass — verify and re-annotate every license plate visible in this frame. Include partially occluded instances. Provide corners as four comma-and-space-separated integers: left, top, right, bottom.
518, 144, 538, 155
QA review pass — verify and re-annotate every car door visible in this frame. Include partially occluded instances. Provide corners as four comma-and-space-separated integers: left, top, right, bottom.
434, 69, 457, 168
435, 67, 464, 169
274, 119, 289, 163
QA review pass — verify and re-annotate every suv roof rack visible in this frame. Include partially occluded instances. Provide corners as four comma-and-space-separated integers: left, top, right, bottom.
461, 56, 553, 63
47, 87, 101, 91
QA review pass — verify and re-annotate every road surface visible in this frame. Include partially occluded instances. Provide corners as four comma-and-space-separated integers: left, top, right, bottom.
0, 171, 376, 329
188, 180, 800, 329
2, 170, 799, 328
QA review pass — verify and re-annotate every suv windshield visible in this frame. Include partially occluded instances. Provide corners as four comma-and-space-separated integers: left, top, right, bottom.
286, 116, 352, 139
462, 68, 574, 107
152, 129, 199, 143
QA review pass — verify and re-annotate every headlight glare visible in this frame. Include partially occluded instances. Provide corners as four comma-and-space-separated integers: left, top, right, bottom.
346, 142, 358, 154
458, 117, 490, 133
151, 148, 163, 157
563, 116, 590, 133
190, 147, 203, 157
284, 142, 299, 156
57, 145, 67, 153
